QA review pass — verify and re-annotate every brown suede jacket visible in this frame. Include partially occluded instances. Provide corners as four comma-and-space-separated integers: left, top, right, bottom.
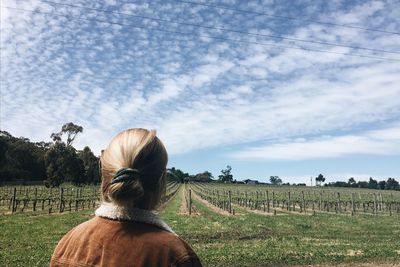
50, 202, 202, 267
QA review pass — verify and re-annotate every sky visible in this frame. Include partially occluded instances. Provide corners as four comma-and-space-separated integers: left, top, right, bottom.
1, 0, 399, 184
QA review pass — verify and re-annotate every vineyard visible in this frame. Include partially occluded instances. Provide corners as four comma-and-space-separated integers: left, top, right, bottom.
0, 181, 179, 214
1, 183, 400, 267
190, 183, 400, 216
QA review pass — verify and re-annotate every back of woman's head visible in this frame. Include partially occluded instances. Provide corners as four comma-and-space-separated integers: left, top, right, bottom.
100, 128, 168, 210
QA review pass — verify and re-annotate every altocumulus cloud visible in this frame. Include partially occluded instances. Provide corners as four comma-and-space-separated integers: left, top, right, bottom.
1, 0, 399, 165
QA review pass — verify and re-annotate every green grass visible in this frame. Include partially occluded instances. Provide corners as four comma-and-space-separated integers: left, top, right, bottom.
0, 210, 94, 267
1, 186, 399, 266
161, 188, 400, 266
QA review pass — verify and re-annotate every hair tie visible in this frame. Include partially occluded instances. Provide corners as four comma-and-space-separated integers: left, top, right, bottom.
110, 168, 140, 184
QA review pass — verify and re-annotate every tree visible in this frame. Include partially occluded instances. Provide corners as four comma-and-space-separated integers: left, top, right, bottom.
78, 146, 100, 184
357, 181, 369, 188
385, 178, 399, 190
62, 122, 83, 146
368, 177, 378, 189
0, 135, 46, 182
192, 171, 214, 182
167, 167, 189, 183
348, 177, 356, 187
378, 180, 386, 190
44, 142, 68, 187
269, 176, 282, 185
315, 174, 326, 186
44, 143, 86, 187
218, 165, 233, 183
50, 132, 62, 143
51, 122, 83, 146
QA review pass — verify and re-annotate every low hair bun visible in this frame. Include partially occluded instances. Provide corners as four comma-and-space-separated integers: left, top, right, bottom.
100, 128, 168, 210
107, 178, 144, 205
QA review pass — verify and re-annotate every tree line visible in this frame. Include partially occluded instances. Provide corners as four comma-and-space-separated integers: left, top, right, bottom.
0, 123, 100, 186
1, 126, 398, 191
324, 176, 399, 190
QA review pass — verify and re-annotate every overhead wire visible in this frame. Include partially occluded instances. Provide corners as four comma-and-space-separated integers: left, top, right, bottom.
38, 0, 400, 55
2, 6, 400, 62
173, 0, 400, 36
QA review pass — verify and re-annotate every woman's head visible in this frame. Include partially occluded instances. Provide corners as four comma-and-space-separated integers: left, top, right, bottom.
100, 128, 168, 210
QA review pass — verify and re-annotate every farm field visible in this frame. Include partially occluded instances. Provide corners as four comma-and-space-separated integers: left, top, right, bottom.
0, 184, 400, 267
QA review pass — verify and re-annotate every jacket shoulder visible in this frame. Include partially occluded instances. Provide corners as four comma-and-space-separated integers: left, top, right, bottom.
157, 234, 202, 267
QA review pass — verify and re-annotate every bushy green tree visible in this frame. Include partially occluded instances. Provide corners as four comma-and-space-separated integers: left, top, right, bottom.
192, 171, 214, 182
218, 165, 233, 183
78, 146, 100, 184
386, 178, 399, 190
269, 176, 282, 185
0, 132, 46, 182
348, 177, 356, 187
368, 177, 378, 189
315, 174, 326, 186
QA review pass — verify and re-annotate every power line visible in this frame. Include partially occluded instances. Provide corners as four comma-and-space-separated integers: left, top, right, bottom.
3, 6, 400, 62
174, 0, 400, 36
37, 0, 400, 55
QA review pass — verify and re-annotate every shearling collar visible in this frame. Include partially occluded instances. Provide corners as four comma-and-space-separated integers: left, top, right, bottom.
95, 201, 175, 234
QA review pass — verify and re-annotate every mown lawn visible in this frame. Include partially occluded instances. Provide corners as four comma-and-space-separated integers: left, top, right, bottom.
1, 187, 399, 266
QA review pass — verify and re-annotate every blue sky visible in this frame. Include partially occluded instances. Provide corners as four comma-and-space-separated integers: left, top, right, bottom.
1, 0, 399, 184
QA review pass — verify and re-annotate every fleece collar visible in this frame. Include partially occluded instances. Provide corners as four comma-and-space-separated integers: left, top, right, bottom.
95, 201, 175, 234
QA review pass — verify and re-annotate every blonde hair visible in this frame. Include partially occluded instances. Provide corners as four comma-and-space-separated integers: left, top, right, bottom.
100, 128, 168, 210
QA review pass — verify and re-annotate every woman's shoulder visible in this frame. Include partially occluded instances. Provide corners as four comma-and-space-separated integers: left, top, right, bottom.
51, 216, 202, 267
143, 230, 201, 267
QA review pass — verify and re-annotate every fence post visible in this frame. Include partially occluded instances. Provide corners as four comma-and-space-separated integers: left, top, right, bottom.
188, 189, 192, 215
256, 191, 259, 210
351, 192, 355, 216
33, 187, 38, 212
228, 190, 232, 214
319, 192, 322, 211
266, 190, 270, 213
75, 188, 79, 211
336, 192, 341, 213
301, 191, 305, 213
272, 191, 275, 208
11, 187, 17, 213
59, 188, 64, 213
287, 191, 291, 211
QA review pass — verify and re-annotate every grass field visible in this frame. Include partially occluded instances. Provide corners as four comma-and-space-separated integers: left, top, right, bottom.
1, 185, 400, 267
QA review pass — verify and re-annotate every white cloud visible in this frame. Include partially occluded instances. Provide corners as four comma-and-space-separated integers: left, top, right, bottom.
229, 126, 400, 161
1, 0, 399, 162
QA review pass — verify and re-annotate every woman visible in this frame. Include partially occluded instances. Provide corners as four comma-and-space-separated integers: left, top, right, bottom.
50, 128, 202, 267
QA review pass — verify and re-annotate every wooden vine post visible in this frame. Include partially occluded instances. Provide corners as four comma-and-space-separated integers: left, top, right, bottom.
228, 190, 232, 214
33, 187, 38, 212
256, 191, 259, 210
59, 187, 64, 213
11, 187, 17, 213
188, 189, 192, 215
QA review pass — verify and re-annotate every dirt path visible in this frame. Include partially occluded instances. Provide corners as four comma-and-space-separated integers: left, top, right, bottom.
177, 187, 201, 215
179, 187, 189, 215
191, 189, 232, 216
